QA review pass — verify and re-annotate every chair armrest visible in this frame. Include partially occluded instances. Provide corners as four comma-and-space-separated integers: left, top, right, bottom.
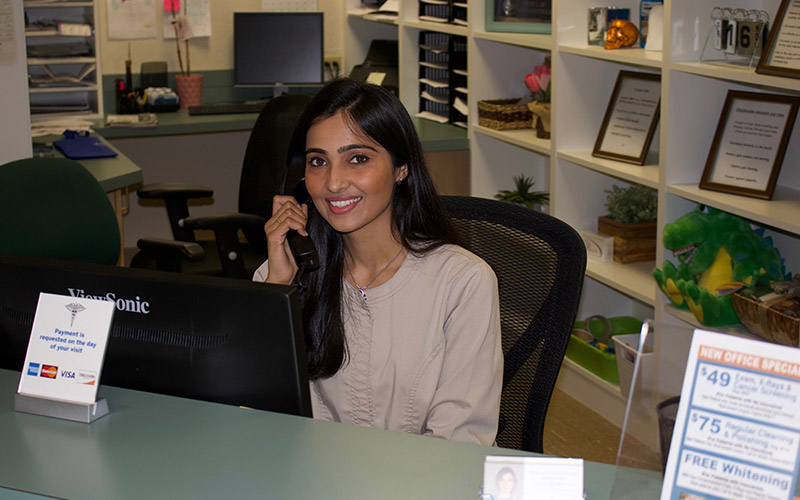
136, 183, 214, 242
132, 238, 205, 273
137, 182, 213, 200
183, 213, 267, 279
182, 213, 267, 232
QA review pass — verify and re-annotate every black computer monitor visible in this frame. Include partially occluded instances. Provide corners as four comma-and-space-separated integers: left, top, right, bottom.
233, 12, 324, 94
0, 253, 311, 417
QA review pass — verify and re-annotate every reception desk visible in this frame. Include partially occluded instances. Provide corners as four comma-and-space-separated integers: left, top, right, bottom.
0, 369, 661, 499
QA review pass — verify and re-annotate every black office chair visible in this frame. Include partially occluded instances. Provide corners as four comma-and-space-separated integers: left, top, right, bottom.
0, 157, 121, 266
131, 93, 312, 278
442, 196, 587, 453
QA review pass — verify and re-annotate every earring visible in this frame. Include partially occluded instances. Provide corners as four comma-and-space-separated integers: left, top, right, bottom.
397, 178, 403, 185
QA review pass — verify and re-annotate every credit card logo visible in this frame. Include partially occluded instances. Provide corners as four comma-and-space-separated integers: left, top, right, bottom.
27, 363, 40, 376
40, 365, 58, 379
77, 370, 97, 386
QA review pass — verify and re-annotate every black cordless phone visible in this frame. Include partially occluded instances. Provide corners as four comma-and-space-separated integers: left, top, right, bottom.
287, 180, 320, 280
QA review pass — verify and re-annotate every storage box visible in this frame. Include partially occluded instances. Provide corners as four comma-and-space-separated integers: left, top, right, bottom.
477, 99, 532, 130
613, 333, 654, 400
579, 230, 614, 262
732, 285, 800, 347
566, 333, 619, 382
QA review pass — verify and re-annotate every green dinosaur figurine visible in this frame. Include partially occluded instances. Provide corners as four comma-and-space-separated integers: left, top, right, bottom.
652, 207, 789, 327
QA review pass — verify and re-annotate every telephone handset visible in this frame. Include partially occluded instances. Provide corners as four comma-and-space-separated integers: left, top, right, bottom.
287, 180, 320, 285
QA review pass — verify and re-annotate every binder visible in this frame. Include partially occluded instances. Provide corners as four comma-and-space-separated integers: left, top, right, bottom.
53, 130, 118, 160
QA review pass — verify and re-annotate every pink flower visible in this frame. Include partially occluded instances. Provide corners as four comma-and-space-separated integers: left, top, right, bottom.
524, 57, 552, 103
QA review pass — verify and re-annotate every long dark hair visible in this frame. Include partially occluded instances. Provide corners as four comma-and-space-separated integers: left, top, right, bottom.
286, 79, 459, 379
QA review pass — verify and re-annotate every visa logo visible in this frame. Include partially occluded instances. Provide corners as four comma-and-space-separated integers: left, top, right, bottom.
40, 365, 58, 379
27, 362, 40, 376
60, 370, 76, 379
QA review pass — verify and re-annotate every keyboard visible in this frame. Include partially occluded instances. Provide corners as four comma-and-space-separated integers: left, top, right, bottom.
188, 101, 268, 116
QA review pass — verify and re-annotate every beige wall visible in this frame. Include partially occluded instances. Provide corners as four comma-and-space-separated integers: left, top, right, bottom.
98, 0, 343, 75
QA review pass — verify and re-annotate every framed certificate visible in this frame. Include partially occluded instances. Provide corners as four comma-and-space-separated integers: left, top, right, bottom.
485, 0, 551, 34
699, 90, 800, 200
756, 0, 800, 78
592, 71, 661, 165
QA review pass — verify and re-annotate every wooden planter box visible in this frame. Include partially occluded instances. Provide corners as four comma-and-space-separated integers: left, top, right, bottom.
597, 216, 656, 263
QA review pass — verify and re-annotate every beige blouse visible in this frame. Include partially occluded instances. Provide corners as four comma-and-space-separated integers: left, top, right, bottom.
254, 244, 503, 445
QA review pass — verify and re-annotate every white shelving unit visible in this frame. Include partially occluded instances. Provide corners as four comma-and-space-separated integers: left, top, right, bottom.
23, 0, 103, 120
344, 0, 800, 439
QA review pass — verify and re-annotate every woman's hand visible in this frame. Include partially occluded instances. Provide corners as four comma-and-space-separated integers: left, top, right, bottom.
264, 195, 309, 285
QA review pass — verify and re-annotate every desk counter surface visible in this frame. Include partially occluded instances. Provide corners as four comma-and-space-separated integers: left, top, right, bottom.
41, 134, 142, 193
94, 110, 469, 153
0, 369, 633, 500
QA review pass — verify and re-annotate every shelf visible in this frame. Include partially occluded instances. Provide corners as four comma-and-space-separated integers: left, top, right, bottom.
403, 19, 468, 37
559, 44, 664, 69
24, 1, 93, 7
28, 56, 96, 65
473, 125, 551, 155
662, 304, 760, 341
558, 150, 659, 189
671, 61, 800, 94
473, 31, 553, 50
666, 184, 800, 235
29, 84, 97, 93
585, 259, 657, 306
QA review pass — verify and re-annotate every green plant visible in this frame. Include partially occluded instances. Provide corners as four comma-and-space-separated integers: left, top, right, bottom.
604, 184, 657, 224
495, 175, 550, 210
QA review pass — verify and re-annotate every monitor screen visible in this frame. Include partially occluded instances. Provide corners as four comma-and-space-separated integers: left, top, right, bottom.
234, 12, 324, 88
0, 254, 311, 417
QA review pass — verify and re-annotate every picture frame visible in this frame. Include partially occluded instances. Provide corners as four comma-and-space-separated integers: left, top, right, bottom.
592, 71, 661, 166
485, 0, 551, 34
756, 0, 800, 79
699, 90, 800, 200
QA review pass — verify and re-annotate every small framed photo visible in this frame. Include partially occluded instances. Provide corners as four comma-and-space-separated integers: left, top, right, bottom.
592, 71, 661, 166
485, 0, 551, 34
756, 0, 800, 79
700, 90, 800, 200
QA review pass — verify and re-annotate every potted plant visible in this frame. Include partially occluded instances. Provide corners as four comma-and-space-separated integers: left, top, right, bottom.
597, 184, 657, 263
168, 0, 202, 108
524, 57, 551, 139
495, 174, 550, 212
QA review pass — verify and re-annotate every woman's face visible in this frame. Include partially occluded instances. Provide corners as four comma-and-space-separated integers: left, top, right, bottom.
303, 112, 406, 239
497, 472, 515, 495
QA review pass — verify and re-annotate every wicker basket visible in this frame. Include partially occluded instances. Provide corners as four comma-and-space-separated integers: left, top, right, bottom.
732, 291, 799, 347
477, 99, 532, 130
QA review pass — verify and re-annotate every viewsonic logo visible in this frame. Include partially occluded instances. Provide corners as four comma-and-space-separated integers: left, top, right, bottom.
67, 288, 150, 314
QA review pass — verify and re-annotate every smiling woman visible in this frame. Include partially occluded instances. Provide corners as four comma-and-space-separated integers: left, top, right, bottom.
253, 79, 503, 446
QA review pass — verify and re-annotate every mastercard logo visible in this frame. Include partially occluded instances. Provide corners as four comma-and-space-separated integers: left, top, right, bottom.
40, 365, 58, 379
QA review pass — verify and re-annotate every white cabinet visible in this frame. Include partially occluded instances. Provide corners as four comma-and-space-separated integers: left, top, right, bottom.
345, 0, 800, 428
23, 0, 103, 120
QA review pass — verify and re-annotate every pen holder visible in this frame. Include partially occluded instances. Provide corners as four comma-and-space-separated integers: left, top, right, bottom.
175, 74, 203, 108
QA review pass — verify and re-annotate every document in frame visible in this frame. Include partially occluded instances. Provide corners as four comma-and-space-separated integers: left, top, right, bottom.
106, 0, 157, 40
661, 329, 800, 500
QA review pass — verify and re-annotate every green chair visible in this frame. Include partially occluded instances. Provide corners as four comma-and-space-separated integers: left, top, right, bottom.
0, 157, 121, 265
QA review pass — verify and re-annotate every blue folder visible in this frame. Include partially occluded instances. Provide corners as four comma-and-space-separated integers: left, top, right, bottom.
53, 130, 118, 160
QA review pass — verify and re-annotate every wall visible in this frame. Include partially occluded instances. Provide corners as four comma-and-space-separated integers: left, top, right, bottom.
97, 0, 343, 76
0, 0, 32, 164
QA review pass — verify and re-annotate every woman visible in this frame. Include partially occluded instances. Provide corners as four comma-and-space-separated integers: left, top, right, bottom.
254, 79, 502, 445
493, 467, 519, 500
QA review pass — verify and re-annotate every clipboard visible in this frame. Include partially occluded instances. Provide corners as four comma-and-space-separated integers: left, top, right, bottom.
53, 130, 118, 160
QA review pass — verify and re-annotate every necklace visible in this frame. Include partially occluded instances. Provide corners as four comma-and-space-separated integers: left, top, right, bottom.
344, 247, 405, 302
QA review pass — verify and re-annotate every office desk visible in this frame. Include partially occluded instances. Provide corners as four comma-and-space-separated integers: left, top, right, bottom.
0, 369, 659, 499
93, 112, 470, 249
40, 134, 143, 264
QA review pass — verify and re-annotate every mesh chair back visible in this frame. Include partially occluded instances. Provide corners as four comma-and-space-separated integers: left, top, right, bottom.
0, 157, 120, 265
442, 196, 586, 452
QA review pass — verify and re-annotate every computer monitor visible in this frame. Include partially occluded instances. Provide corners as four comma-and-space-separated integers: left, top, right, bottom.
0, 253, 311, 417
233, 12, 324, 94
